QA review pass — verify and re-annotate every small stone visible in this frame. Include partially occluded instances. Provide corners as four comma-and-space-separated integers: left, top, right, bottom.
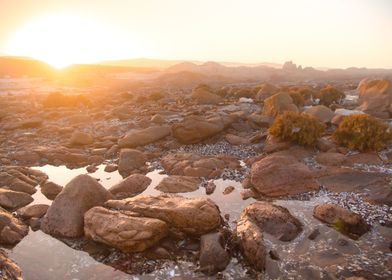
86, 165, 98, 173
205, 182, 216, 195
223, 186, 235, 195
104, 164, 118, 172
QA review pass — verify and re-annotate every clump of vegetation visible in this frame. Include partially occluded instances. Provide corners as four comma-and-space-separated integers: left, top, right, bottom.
317, 85, 345, 106
286, 85, 315, 100
288, 91, 305, 107
333, 114, 392, 151
269, 111, 325, 146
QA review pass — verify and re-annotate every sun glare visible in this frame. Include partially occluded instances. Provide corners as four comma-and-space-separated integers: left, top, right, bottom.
6, 13, 133, 68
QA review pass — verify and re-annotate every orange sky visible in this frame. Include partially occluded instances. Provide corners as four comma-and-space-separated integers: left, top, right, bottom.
1, 0, 391, 68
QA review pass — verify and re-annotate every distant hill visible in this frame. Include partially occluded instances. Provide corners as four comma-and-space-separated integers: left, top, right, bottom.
100, 58, 282, 69
0, 56, 55, 77
0, 56, 158, 78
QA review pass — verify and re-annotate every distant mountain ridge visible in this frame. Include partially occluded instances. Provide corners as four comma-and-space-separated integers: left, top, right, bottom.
100, 58, 282, 69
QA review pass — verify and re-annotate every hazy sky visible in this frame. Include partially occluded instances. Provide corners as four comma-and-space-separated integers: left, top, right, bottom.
1, 0, 391, 68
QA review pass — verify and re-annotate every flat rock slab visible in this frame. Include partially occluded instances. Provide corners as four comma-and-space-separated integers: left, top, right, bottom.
171, 114, 233, 144
317, 170, 392, 206
16, 204, 49, 219
118, 126, 171, 148
84, 206, 168, 253
155, 176, 200, 193
0, 207, 29, 245
161, 152, 240, 179
250, 154, 319, 197
106, 194, 221, 235
0, 189, 33, 210
109, 174, 151, 199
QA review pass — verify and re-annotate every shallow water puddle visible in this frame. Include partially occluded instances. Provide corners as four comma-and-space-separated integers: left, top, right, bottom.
9, 164, 255, 279
270, 197, 392, 279
8, 164, 392, 279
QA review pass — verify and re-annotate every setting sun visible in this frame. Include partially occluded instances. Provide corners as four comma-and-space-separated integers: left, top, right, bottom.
6, 13, 134, 68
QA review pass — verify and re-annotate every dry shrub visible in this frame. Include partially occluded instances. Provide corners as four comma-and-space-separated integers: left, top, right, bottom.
333, 114, 392, 151
317, 86, 345, 106
269, 111, 325, 146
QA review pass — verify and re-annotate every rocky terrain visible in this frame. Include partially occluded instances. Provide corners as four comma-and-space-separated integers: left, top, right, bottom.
0, 75, 392, 279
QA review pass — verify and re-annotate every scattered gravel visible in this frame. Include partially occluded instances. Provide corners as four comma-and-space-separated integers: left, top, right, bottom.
286, 187, 392, 226
177, 141, 257, 159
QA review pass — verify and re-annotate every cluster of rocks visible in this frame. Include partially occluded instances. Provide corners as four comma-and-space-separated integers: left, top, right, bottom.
0, 78, 392, 278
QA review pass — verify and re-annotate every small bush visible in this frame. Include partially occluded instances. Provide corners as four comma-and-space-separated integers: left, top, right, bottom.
269, 111, 325, 146
317, 86, 345, 106
333, 114, 392, 151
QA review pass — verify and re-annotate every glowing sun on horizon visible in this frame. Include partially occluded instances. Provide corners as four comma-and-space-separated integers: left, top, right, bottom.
6, 13, 134, 68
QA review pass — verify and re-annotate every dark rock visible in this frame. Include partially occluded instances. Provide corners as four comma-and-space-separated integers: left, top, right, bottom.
313, 203, 370, 239
109, 174, 151, 199
205, 181, 216, 195
16, 204, 49, 219
199, 232, 230, 275
155, 176, 200, 193
40, 181, 62, 200
308, 228, 320, 240
117, 149, 147, 178
0, 189, 33, 210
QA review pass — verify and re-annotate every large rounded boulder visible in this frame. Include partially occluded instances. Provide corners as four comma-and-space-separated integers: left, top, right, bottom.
356, 79, 392, 119
262, 92, 298, 118
41, 175, 113, 238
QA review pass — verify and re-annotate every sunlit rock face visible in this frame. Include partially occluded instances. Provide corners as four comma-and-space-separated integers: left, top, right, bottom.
0, 207, 29, 245
41, 174, 113, 238
105, 194, 222, 235
84, 206, 168, 252
356, 79, 392, 119
250, 154, 319, 197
